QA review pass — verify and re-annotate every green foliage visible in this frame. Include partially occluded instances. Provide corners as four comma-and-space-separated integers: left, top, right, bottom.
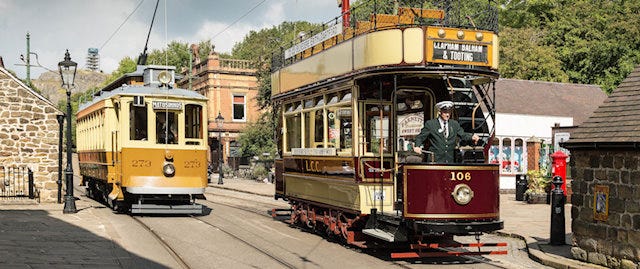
499, 27, 568, 82
146, 41, 191, 72
102, 57, 137, 87
250, 163, 269, 180
237, 113, 276, 160
231, 21, 321, 109
499, 0, 640, 93
525, 169, 551, 195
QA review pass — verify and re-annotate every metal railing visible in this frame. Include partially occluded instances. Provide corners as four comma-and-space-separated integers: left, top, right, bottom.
272, 0, 499, 70
0, 166, 36, 200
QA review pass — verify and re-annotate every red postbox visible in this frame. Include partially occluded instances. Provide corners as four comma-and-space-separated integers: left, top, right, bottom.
550, 150, 569, 195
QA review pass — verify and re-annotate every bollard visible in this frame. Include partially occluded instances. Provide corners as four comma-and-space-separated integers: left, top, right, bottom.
550, 175, 566, 245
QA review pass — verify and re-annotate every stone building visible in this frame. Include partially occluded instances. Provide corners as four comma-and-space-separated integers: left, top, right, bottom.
177, 50, 259, 170
0, 66, 64, 203
564, 65, 640, 268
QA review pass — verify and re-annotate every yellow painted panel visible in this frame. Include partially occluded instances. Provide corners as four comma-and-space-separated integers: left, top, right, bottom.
277, 41, 353, 94
425, 27, 497, 69
353, 29, 403, 69
120, 148, 208, 188
403, 28, 424, 64
284, 174, 360, 211
271, 71, 280, 96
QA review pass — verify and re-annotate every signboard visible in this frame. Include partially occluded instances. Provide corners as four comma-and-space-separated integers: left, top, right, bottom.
593, 185, 609, 221
284, 22, 343, 59
432, 41, 488, 64
398, 114, 424, 136
291, 148, 337, 156
152, 101, 182, 110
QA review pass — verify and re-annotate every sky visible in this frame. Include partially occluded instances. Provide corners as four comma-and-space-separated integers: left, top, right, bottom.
0, 0, 340, 80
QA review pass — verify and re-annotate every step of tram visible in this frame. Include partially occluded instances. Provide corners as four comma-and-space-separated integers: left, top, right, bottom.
363, 228, 397, 242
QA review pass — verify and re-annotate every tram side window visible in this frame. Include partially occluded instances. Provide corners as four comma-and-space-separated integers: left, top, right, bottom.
156, 112, 178, 144
129, 103, 148, 141
284, 102, 302, 151
327, 107, 352, 151
304, 109, 324, 148
364, 104, 391, 154
185, 104, 202, 139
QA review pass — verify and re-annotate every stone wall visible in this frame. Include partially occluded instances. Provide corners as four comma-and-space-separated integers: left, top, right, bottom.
0, 70, 63, 203
569, 149, 640, 268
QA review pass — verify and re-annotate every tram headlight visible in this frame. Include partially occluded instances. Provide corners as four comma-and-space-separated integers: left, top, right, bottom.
163, 163, 175, 177
451, 184, 474, 205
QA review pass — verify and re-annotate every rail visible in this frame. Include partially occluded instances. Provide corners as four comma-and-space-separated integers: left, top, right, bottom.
0, 166, 36, 200
271, 0, 498, 70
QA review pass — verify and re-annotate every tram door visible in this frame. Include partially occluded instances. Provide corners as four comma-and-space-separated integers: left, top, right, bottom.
395, 89, 434, 163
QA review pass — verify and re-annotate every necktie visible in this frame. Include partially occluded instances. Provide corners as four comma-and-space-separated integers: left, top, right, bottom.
444, 121, 448, 137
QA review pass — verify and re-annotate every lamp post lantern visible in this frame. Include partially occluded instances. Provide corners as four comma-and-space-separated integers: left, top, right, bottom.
215, 112, 224, 185
58, 49, 77, 214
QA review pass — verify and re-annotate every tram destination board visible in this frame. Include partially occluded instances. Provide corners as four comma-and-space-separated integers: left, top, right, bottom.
431, 41, 488, 64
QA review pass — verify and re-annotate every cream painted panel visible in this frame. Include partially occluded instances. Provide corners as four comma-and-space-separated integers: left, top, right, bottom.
359, 185, 395, 214
285, 174, 360, 211
277, 41, 353, 94
353, 29, 403, 69
403, 28, 424, 64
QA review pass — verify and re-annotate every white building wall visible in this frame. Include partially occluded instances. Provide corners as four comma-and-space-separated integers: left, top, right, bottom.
494, 113, 573, 190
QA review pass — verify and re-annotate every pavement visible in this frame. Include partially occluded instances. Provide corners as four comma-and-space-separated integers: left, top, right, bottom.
0, 175, 606, 269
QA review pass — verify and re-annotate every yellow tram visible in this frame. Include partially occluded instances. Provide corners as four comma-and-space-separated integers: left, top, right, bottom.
272, 0, 504, 257
76, 65, 208, 214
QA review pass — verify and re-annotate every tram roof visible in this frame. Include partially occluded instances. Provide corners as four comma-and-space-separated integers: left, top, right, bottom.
79, 85, 207, 111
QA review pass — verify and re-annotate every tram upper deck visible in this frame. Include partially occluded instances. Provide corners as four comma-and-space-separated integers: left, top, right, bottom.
271, 0, 499, 98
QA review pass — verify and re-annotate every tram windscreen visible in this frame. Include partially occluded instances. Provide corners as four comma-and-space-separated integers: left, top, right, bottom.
156, 112, 178, 144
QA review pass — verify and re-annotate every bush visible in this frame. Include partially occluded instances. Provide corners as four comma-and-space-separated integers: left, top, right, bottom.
250, 163, 268, 180
525, 169, 550, 195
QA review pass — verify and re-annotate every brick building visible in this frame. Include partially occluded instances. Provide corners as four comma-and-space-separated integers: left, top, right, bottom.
178, 51, 259, 170
0, 66, 64, 203
564, 65, 640, 268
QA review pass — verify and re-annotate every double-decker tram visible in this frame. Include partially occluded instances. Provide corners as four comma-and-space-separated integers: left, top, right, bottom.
76, 65, 208, 214
271, 0, 504, 257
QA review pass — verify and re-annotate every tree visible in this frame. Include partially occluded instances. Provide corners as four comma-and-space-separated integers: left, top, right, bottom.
101, 57, 137, 87
231, 21, 321, 109
499, 0, 640, 93
499, 27, 568, 82
237, 112, 276, 160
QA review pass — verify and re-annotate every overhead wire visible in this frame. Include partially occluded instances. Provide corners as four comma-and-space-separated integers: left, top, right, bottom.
210, 0, 267, 41
99, 0, 146, 51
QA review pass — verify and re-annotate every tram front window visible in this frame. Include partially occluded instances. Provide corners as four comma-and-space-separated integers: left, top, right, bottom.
156, 112, 178, 144
395, 91, 433, 162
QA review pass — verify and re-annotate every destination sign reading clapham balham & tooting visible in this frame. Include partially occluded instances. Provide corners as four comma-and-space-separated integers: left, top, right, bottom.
432, 42, 488, 64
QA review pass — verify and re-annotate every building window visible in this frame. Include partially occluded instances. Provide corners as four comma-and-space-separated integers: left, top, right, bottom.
233, 94, 246, 121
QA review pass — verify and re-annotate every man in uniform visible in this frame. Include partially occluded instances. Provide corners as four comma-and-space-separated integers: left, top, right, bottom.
413, 101, 479, 163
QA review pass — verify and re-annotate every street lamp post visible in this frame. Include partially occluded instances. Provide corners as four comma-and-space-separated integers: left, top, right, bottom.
215, 112, 224, 185
58, 49, 77, 214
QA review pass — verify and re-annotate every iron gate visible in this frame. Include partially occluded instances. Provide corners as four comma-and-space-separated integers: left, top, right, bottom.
0, 166, 35, 199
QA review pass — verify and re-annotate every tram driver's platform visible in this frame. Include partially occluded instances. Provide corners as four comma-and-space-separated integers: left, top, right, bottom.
210, 176, 607, 269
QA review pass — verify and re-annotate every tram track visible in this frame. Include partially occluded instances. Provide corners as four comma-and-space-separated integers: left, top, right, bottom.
131, 216, 192, 269
190, 201, 298, 269
204, 188, 511, 269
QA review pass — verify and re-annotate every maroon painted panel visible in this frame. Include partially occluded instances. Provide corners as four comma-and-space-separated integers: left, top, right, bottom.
404, 165, 500, 220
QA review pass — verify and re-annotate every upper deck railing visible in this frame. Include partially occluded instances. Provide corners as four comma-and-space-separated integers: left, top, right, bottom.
271, 0, 498, 70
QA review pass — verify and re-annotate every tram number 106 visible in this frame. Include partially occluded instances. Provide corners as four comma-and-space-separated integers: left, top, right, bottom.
450, 172, 471, 181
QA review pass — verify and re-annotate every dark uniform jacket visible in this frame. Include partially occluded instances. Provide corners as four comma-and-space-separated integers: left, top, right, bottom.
414, 118, 472, 163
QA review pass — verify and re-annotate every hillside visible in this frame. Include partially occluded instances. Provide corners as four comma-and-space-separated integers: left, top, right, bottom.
32, 69, 107, 105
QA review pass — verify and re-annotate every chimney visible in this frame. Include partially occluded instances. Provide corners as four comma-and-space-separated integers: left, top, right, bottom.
0, 56, 4, 69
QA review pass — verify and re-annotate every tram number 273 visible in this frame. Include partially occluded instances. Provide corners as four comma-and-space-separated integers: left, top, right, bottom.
450, 172, 472, 181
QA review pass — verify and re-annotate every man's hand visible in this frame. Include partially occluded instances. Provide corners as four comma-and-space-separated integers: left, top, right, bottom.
472, 134, 480, 144
413, 146, 422, 154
